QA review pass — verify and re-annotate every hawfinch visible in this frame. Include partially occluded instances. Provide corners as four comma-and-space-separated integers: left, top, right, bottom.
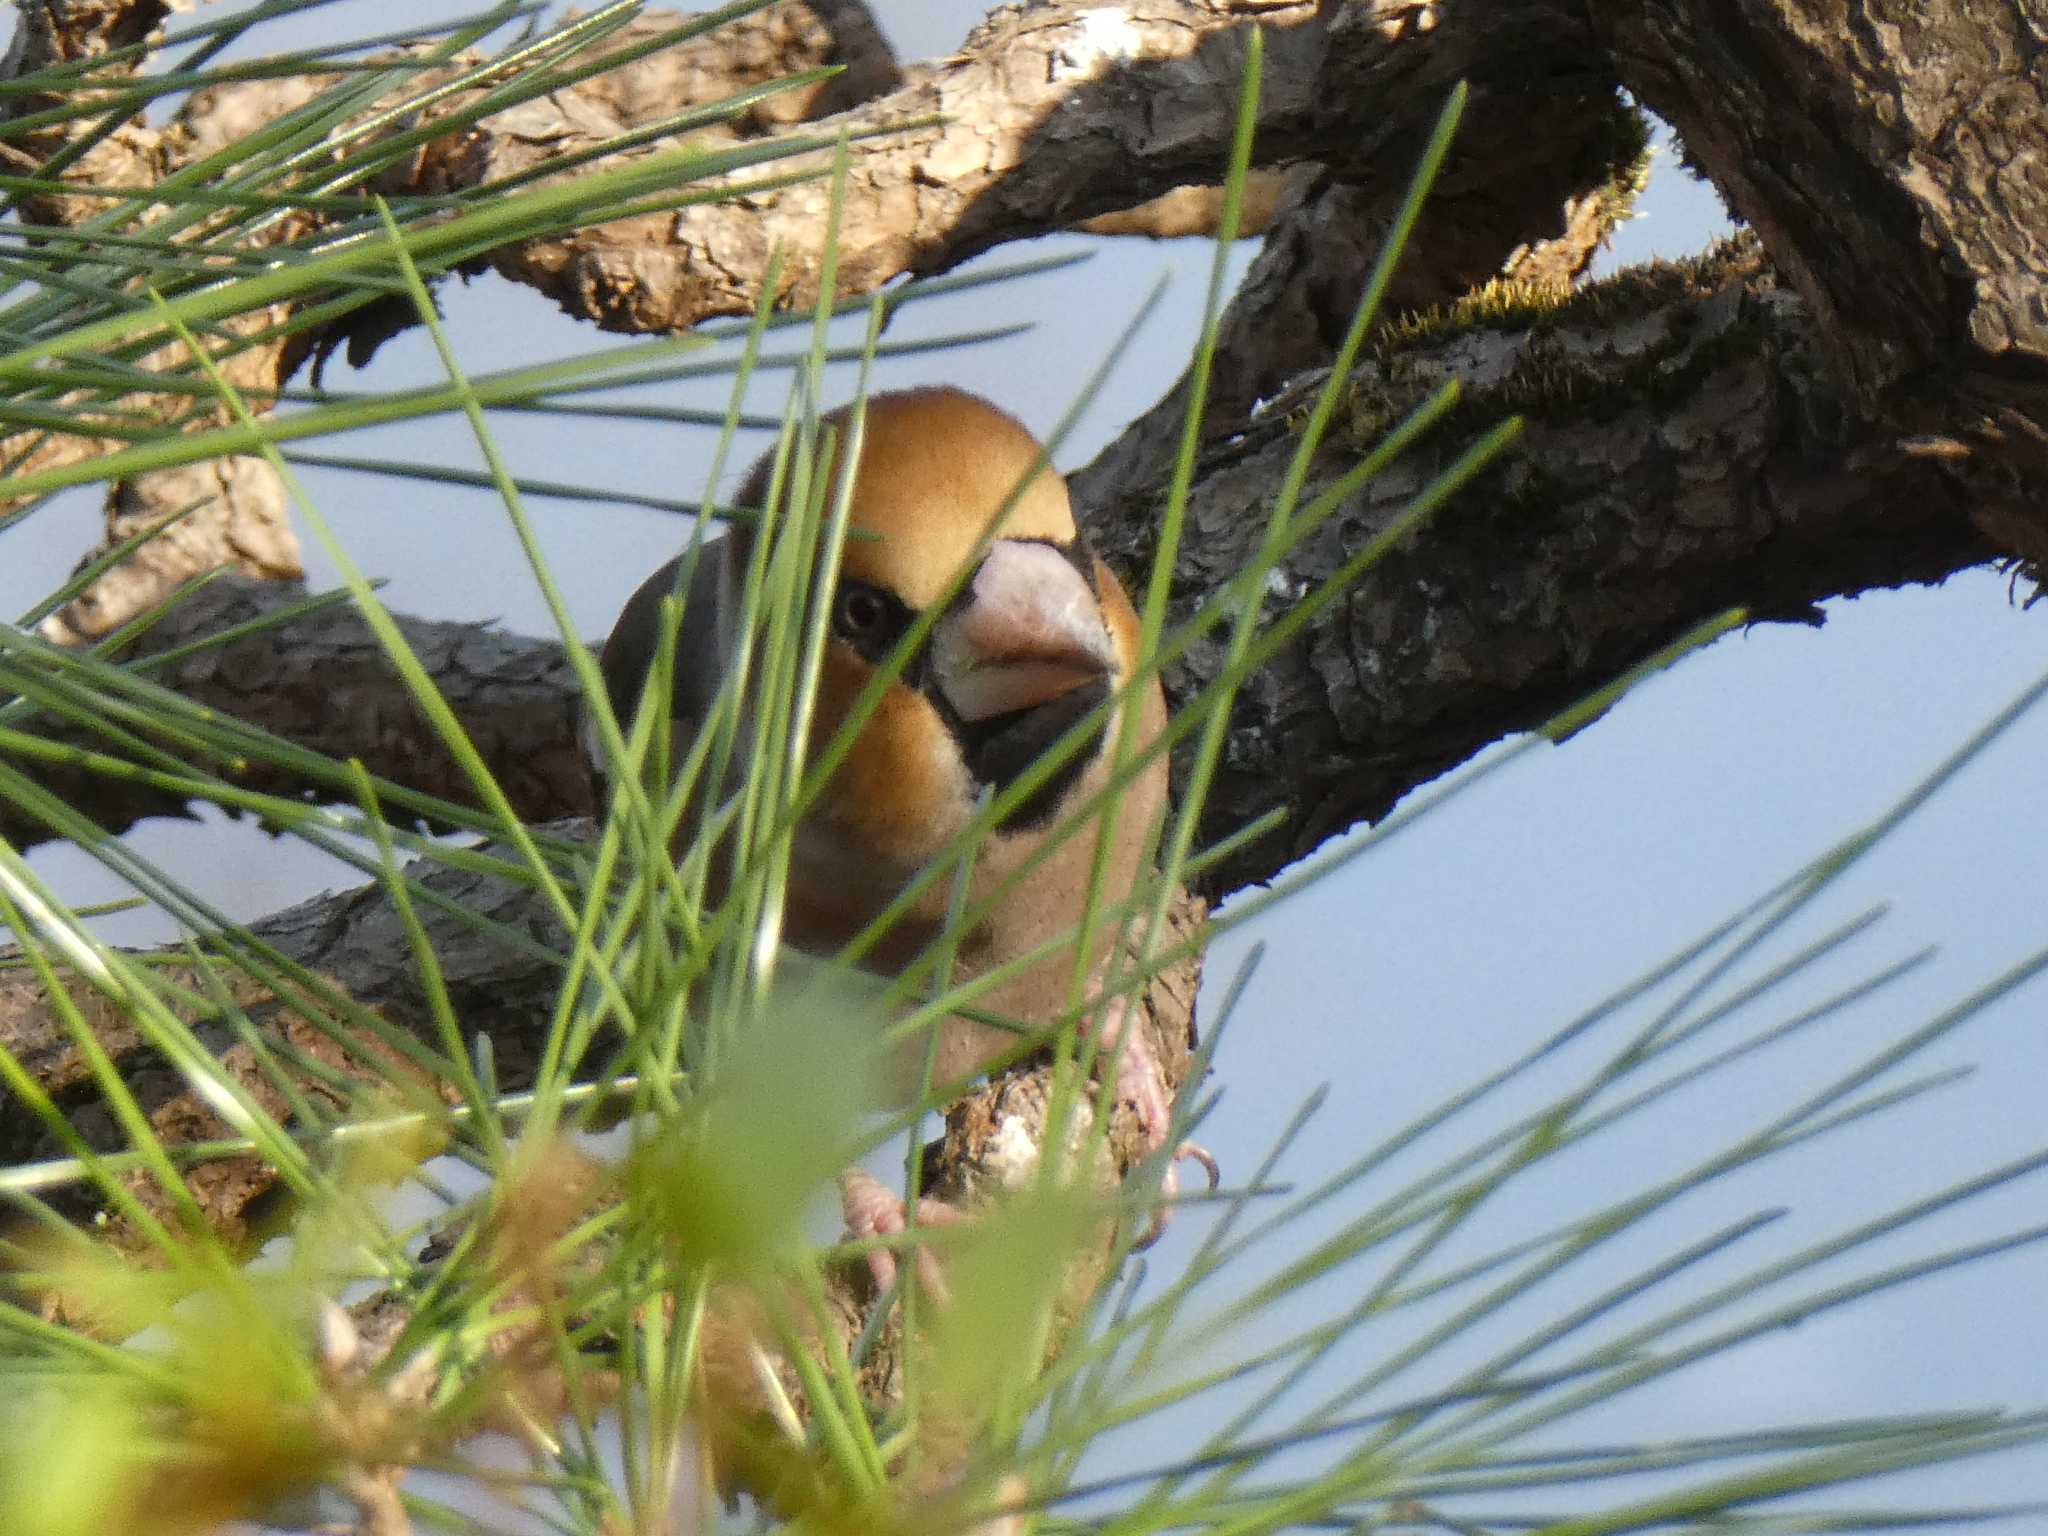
591, 387, 1207, 1276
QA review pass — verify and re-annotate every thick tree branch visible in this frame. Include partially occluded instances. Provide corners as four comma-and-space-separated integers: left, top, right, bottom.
1087, 239, 2000, 890
457, 0, 1626, 333
0, 578, 594, 853
1590, 0, 2048, 565
0, 244, 1996, 889
6, 0, 1620, 570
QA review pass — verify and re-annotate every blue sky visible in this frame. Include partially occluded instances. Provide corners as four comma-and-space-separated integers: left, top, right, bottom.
4, 0, 2046, 1522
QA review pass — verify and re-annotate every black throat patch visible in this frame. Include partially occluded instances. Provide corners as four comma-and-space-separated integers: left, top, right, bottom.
951, 679, 1110, 830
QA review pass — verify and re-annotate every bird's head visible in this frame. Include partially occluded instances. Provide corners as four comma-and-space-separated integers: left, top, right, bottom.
769, 387, 1134, 868
595, 387, 1150, 875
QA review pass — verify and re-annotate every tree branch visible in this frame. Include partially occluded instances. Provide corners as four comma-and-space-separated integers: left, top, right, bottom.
454, 0, 1629, 332
1590, 0, 2048, 568
1087, 239, 1999, 890
0, 577, 594, 853
6, 0, 1624, 564
0, 243, 1998, 895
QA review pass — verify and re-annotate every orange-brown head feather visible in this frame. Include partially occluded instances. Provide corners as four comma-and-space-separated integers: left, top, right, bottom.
827, 387, 1075, 608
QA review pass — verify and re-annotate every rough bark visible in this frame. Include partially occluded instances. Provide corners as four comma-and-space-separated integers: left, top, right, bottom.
2, 0, 1627, 569
1589, 1, 2048, 568
0, 242, 1995, 893
1090, 237, 1997, 888
0, 578, 595, 853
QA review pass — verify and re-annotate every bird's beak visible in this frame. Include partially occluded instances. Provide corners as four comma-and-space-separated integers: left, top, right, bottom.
931, 539, 1118, 723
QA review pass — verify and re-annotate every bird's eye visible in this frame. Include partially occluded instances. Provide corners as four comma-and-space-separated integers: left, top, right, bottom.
836, 585, 888, 638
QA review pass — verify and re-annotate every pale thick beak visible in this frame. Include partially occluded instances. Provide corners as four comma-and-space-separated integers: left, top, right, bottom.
931, 539, 1117, 723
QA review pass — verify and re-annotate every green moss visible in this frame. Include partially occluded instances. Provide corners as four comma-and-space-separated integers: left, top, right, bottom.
1369, 228, 1764, 368
1307, 353, 1450, 450
1286, 220, 1772, 463
1372, 277, 1577, 359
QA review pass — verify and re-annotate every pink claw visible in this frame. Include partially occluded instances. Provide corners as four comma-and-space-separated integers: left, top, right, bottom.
1080, 993, 1219, 1245
839, 1166, 964, 1303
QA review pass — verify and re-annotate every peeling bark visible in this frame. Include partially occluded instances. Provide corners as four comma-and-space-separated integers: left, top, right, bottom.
1074, 168, 1306, 239
39, 458, 305, 644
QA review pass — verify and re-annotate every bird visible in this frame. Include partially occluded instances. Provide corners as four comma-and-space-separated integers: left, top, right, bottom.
589, 386, 1211, 1287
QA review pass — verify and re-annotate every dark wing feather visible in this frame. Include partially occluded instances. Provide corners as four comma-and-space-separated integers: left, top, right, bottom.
587, 534, 747, 785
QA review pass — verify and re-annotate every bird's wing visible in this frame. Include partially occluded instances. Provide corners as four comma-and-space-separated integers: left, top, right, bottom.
590, 532, 747, 779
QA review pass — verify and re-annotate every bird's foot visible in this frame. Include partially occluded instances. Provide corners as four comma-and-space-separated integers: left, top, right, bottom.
1081, 994, 1219, 1245
839, 1166, 965, 1303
